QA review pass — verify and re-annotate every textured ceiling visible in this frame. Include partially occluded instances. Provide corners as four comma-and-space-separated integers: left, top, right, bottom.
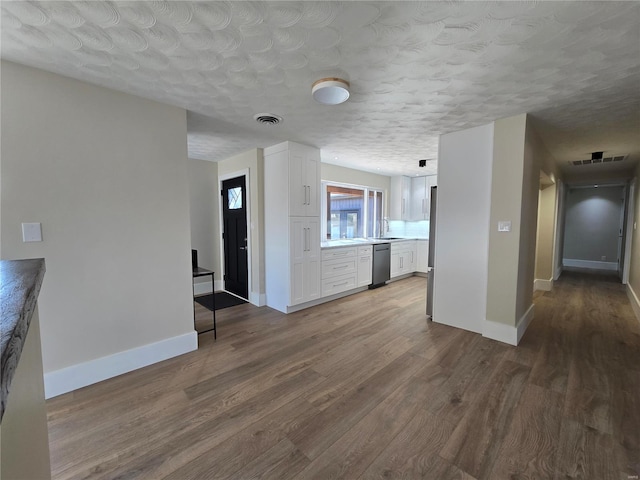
2, 1, 639, 178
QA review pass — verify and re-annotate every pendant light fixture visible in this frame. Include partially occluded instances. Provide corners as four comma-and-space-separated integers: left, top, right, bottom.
312, 77, 350, 105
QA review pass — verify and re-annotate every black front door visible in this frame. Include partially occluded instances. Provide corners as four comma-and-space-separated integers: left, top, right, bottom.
222, 176, 248, 299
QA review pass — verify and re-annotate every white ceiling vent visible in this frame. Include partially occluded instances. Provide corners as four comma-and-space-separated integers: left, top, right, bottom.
254, 113, 282, 125
569, 152, 627, 166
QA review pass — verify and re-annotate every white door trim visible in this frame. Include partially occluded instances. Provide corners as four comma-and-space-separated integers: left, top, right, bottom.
623, 179, 636, 284
218, 169, 251, 301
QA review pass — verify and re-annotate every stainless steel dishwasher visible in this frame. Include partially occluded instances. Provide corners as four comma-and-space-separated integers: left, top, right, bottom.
369, 243, 390, 288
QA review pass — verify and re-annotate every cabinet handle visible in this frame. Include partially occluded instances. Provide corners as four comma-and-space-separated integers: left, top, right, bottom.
333, 281, 349, 287
333, 251, 348, 256
333, 264, 349, 270
307, 185, 311, 205
400, 257, 403, 268
305, 228, 310, 252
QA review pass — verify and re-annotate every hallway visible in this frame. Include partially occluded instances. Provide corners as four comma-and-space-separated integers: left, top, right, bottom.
46, 274, 639, 479
517, 270, 639, 478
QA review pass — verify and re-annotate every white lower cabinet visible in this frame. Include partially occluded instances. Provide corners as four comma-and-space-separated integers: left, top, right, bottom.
321, 257, 357, 278
416, 239, 429, 273
322, 273, 357, 297
391, 241, 417, 278
357, 245, 373, 287
290, 217, 321, 305
321, 245, 372, 296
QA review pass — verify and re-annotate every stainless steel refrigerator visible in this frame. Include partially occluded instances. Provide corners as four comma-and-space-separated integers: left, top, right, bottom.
426, 186, 437, 319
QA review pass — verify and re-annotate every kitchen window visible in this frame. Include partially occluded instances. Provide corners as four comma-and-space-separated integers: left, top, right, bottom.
322, 182, 384, 240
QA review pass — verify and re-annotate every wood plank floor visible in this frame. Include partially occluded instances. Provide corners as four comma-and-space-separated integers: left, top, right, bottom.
47, 272, 640, 479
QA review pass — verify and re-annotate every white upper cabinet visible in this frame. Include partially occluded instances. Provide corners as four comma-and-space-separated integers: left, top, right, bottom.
411, 176, 427, 221
390, 176, 411, 220
410, 175, 437, 220
390, 175, 438, 221
288, 143, 320, 217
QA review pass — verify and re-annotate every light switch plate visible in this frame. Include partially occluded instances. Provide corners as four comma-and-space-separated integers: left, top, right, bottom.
498, 221, 511, 232
22, 222, 42, 242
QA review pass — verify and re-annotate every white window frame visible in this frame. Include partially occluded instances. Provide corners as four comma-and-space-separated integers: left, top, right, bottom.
321, 180, 384, 240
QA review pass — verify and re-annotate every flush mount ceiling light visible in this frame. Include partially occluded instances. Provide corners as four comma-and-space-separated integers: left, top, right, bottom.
312, 77, 350, 105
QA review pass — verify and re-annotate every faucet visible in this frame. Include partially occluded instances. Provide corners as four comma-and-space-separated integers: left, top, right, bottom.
383, 218, 389, 234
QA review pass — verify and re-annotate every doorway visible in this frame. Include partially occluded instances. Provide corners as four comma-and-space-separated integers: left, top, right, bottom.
221, 176, 248, 299
562, 184, 626, 278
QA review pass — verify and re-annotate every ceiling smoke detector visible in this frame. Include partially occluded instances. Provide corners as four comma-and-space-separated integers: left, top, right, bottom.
312, 78, 350, 105
254, 113, 282, 125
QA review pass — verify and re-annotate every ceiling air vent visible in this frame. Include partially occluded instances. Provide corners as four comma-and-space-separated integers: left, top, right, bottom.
568, 152, 627, 166
253, 113, 282, 125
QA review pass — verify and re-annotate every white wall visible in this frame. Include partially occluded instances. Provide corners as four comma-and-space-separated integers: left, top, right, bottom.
433, 123, 494, 334
188, 158, 220, 292
563, 186, 624, 268
515, 117, 542, 320
321, 163, 390, 193
554, 180, 566, 280
485, 114, 531, 327
1, 62, 196, 395
535, 182, 558, 288
627, 165, 640, 321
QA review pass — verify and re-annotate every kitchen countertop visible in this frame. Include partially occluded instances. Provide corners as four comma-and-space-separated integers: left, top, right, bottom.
1, 258, 46, 421
321, 238, 428, 249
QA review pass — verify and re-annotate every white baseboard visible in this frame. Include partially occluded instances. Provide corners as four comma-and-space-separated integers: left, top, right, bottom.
516, 304, 535, 344
483, 319, 517, 346
285, 286, 369, 313
626, 283, 640, 324
563, 259, 618, 271
534, 278, 553, 291
44, 331, 198, 399
249, 291, 266, 307
554, 265, 562, 281
483, 304, 534, 346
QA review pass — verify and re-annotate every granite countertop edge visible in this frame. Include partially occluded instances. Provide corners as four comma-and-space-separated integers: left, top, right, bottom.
0, 258, 46, 422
